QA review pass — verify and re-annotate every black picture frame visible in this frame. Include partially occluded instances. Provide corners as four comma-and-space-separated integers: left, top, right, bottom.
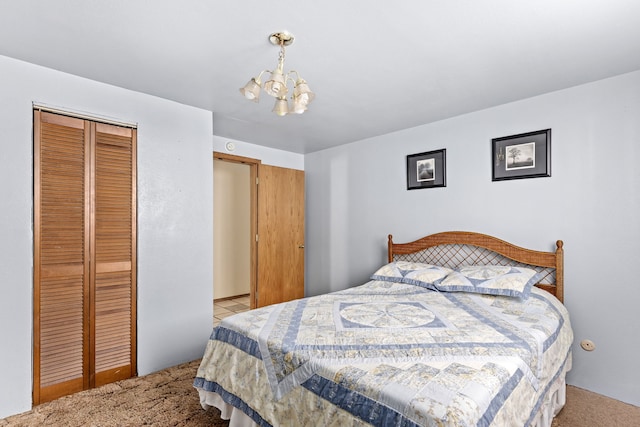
492, 129, 551, 181
407, 149, 446, 190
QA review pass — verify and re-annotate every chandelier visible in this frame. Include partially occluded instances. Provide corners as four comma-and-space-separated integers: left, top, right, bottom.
239, 31, 315, 116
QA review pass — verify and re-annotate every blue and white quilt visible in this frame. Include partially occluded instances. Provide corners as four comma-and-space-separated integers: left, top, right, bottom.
195, 281, 573, 426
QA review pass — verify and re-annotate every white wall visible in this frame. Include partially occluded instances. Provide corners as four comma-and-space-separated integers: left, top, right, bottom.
305, 70, 640, 406
0, 55, 214, 418
212, 135, 304, 170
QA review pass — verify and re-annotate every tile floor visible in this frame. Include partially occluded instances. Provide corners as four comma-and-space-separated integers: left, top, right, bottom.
213, 294, 250, 326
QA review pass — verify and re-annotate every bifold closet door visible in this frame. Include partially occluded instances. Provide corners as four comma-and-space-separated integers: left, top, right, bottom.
33, 111, 137, 404
92, 122, 137, 387
34, 112, 91, 404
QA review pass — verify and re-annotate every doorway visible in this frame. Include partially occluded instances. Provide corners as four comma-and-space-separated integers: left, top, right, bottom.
212, 152, 305, 322
213, 153, 259, 319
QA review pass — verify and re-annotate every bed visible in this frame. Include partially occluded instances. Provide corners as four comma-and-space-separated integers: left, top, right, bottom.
194, 231, 573, 426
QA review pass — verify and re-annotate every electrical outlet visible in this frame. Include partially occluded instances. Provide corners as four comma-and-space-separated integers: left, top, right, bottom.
580, 339, 596, 351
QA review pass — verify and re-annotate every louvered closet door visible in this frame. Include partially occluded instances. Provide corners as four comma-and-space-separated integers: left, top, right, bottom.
34, 111, 137, 404
93, 123, 137, 386
34, 111, 91, 403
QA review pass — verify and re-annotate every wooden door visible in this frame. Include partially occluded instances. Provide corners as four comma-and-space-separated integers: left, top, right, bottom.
92, 123, 137, 387
34, 111, 91, 403
33, 111, 136, 404
256, 165, 305, 307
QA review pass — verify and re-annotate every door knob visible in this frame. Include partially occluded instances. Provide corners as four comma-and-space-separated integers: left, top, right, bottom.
298, 245, 305, 249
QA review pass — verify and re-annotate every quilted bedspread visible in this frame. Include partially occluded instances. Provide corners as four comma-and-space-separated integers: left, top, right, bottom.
194, 281, 573, 426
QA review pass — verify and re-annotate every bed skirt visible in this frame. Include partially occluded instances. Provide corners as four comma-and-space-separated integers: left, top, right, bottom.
199, 390, 258, 427
528, 354, 571, 427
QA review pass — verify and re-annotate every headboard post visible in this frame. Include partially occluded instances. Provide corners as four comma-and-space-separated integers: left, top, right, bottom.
555, 240, 564, 302
387, 234, 394, 263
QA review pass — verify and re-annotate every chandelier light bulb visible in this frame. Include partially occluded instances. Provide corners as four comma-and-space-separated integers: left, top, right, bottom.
272, 97, 289, 116
239, 78, 262, 102
264, 69, 287, 97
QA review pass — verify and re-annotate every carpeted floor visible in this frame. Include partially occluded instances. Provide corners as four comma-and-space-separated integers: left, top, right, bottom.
1, 359, 639, 426
0, 360, 228, 427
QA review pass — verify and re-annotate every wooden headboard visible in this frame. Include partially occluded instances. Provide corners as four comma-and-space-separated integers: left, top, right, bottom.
388, 231, 564, 302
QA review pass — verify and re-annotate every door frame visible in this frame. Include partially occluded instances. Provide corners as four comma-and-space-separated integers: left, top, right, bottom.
213, 152, 260, 309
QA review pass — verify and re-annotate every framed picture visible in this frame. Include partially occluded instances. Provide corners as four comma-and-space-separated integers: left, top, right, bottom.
407, 149, 446, 190
492, 129, 551, 181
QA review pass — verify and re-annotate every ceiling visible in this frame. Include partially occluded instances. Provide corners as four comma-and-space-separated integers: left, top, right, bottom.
1, 1, 639, 154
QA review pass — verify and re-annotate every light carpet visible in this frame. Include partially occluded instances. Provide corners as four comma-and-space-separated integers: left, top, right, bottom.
2, 359, 638, 426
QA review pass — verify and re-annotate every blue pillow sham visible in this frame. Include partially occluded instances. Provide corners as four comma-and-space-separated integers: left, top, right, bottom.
436, 265, 540, 298
371, 262, 540, 298
370, 261, 453, 289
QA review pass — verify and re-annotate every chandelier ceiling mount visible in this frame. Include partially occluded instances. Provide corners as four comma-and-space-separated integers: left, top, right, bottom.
269, 31, 294, 47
